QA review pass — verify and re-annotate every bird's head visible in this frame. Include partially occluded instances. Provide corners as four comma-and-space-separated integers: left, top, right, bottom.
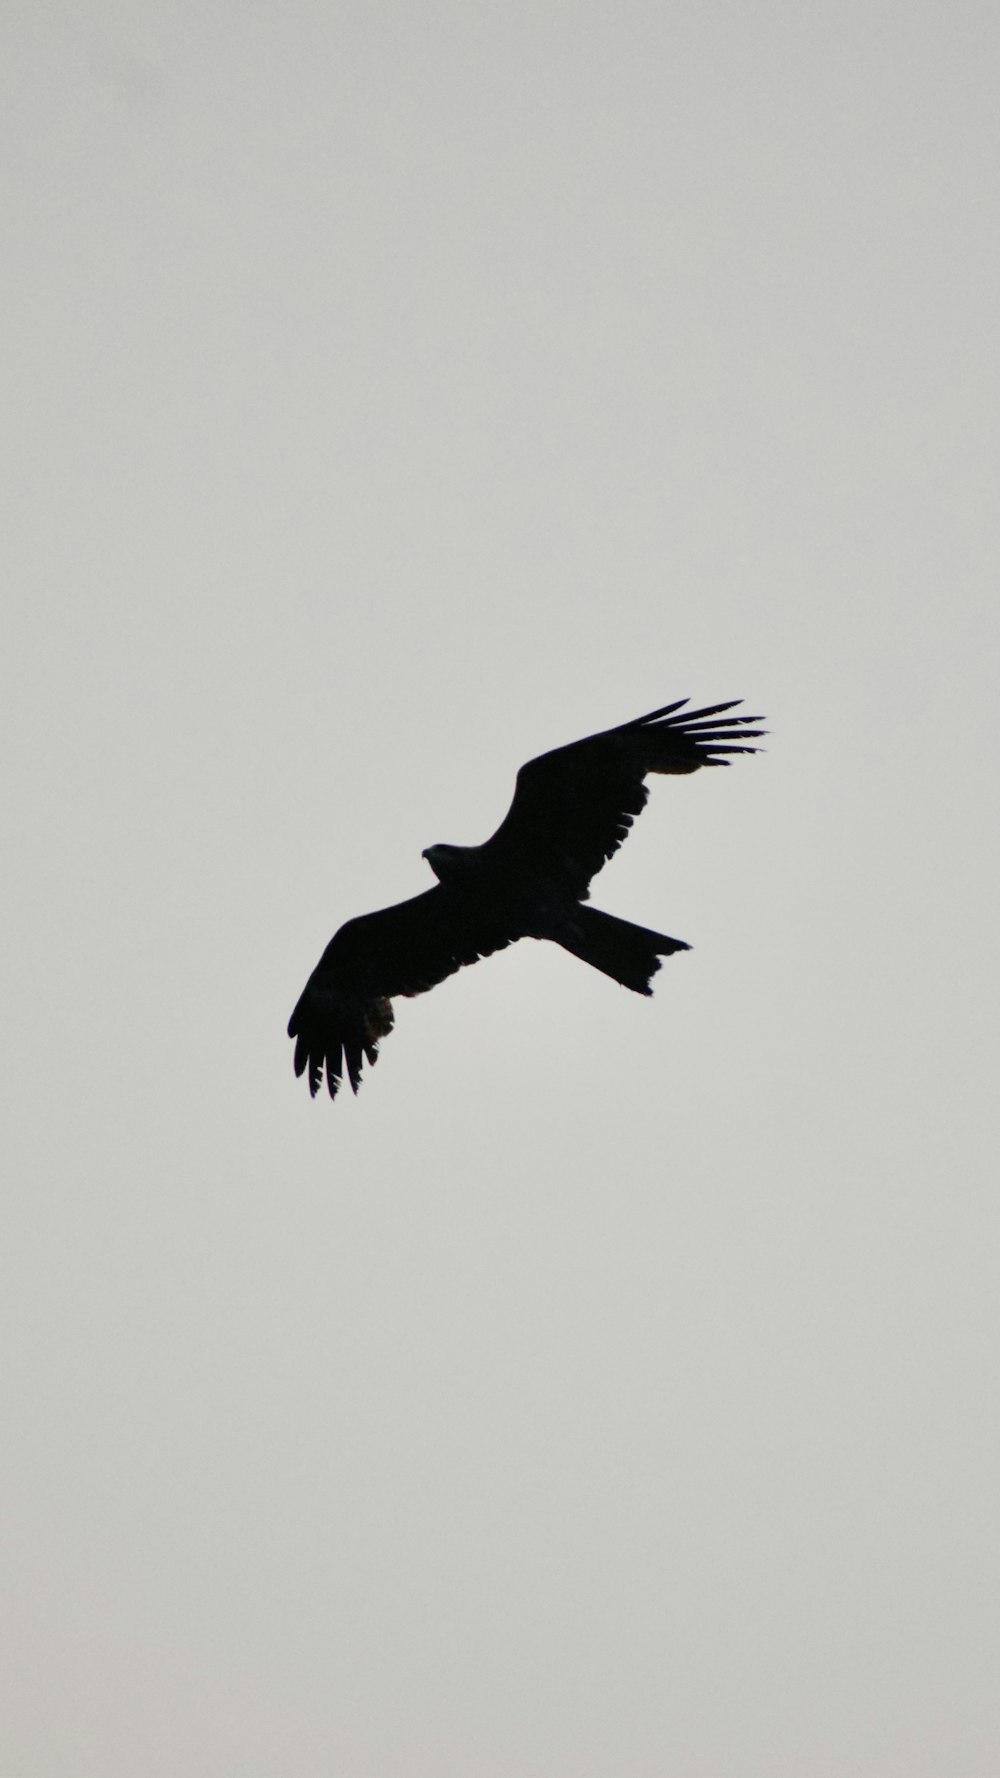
422, 842, 469, 883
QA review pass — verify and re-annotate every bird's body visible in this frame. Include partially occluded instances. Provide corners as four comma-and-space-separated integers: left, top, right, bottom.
289, 697, 763, 1100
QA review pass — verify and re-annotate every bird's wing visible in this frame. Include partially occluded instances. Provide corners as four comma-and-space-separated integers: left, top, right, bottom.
288, 885, 514, 1099
482, 698, 764, 898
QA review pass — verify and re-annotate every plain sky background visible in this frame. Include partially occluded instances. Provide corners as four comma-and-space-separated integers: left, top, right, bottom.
4, 2, 999, 1773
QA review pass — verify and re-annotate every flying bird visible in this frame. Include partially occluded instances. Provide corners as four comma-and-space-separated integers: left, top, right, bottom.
289, 697, 764, 1101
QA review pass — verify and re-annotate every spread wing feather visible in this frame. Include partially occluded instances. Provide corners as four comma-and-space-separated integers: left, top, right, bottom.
287, 886, 515, 1099
481, 699, 764, 899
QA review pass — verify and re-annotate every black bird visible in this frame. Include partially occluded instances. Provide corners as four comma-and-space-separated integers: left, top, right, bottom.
289, 697, 764, 1100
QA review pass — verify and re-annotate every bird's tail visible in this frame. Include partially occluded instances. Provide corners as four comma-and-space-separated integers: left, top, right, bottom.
552, 905, 689, 995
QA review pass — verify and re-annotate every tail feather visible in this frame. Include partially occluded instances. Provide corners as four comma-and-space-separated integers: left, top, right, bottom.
552, 905, 689, 995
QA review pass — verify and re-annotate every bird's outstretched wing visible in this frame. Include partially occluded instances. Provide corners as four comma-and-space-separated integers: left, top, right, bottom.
287, 885, 515, 1099
481, 698, 765, 899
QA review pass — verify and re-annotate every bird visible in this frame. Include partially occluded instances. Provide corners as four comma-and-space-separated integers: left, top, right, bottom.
288, 696, 764, 1101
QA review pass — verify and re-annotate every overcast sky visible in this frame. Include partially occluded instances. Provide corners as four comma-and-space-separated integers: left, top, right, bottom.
4, 2, 1000, 1773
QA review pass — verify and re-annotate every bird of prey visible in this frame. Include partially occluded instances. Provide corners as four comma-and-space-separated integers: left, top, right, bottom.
288, 696, 763, 1101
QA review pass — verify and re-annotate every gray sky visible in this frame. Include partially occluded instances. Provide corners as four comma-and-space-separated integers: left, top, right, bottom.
4, 2, 999, 1773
